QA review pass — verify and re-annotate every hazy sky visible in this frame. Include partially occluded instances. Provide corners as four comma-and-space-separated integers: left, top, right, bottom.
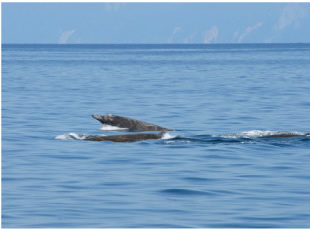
2, 3, 310, 44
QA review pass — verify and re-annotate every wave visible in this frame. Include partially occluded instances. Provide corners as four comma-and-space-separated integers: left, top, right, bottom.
220, 130, 309, 138
160, 130, 309, 146
160, 188, 215, 196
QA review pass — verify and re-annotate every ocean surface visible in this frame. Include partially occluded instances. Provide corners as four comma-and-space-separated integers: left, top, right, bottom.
2, 43, 310, 228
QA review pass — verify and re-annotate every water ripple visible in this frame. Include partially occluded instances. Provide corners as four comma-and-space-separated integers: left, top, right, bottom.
159, 188, 217, 196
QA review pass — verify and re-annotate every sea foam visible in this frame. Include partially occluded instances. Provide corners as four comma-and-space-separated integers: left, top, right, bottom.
161, 132, 177, 139
55, 133, 92, 140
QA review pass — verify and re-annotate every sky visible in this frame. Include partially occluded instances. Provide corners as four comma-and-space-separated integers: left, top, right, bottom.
2, 2, 310, 44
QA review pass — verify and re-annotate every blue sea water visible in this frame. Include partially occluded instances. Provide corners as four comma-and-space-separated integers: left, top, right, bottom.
2, 43, 310, 228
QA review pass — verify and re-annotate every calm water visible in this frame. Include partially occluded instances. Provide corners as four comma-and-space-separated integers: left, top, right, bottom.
2, 44, 310, 228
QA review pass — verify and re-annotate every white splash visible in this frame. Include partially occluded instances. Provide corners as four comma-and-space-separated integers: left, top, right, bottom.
55, 133, 90, 140
161, 132, 177, 139
239, 130, 275, 138
100, 124, 129, 131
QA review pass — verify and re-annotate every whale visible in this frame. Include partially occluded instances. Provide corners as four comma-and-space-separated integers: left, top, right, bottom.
84, 131, 166, 142
92, 114, 174, 132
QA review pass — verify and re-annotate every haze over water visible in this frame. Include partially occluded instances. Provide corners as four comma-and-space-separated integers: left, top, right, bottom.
2, 43, 310, 227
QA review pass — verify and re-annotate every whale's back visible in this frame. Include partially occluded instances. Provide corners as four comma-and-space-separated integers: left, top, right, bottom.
92, 114, 173, 132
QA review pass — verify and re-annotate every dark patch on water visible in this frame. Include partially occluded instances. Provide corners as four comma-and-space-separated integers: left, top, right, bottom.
160, 188, 217, 196
183, 176, 218, 183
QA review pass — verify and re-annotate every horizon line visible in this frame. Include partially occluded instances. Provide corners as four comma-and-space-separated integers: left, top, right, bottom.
2, 42, 310, 45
